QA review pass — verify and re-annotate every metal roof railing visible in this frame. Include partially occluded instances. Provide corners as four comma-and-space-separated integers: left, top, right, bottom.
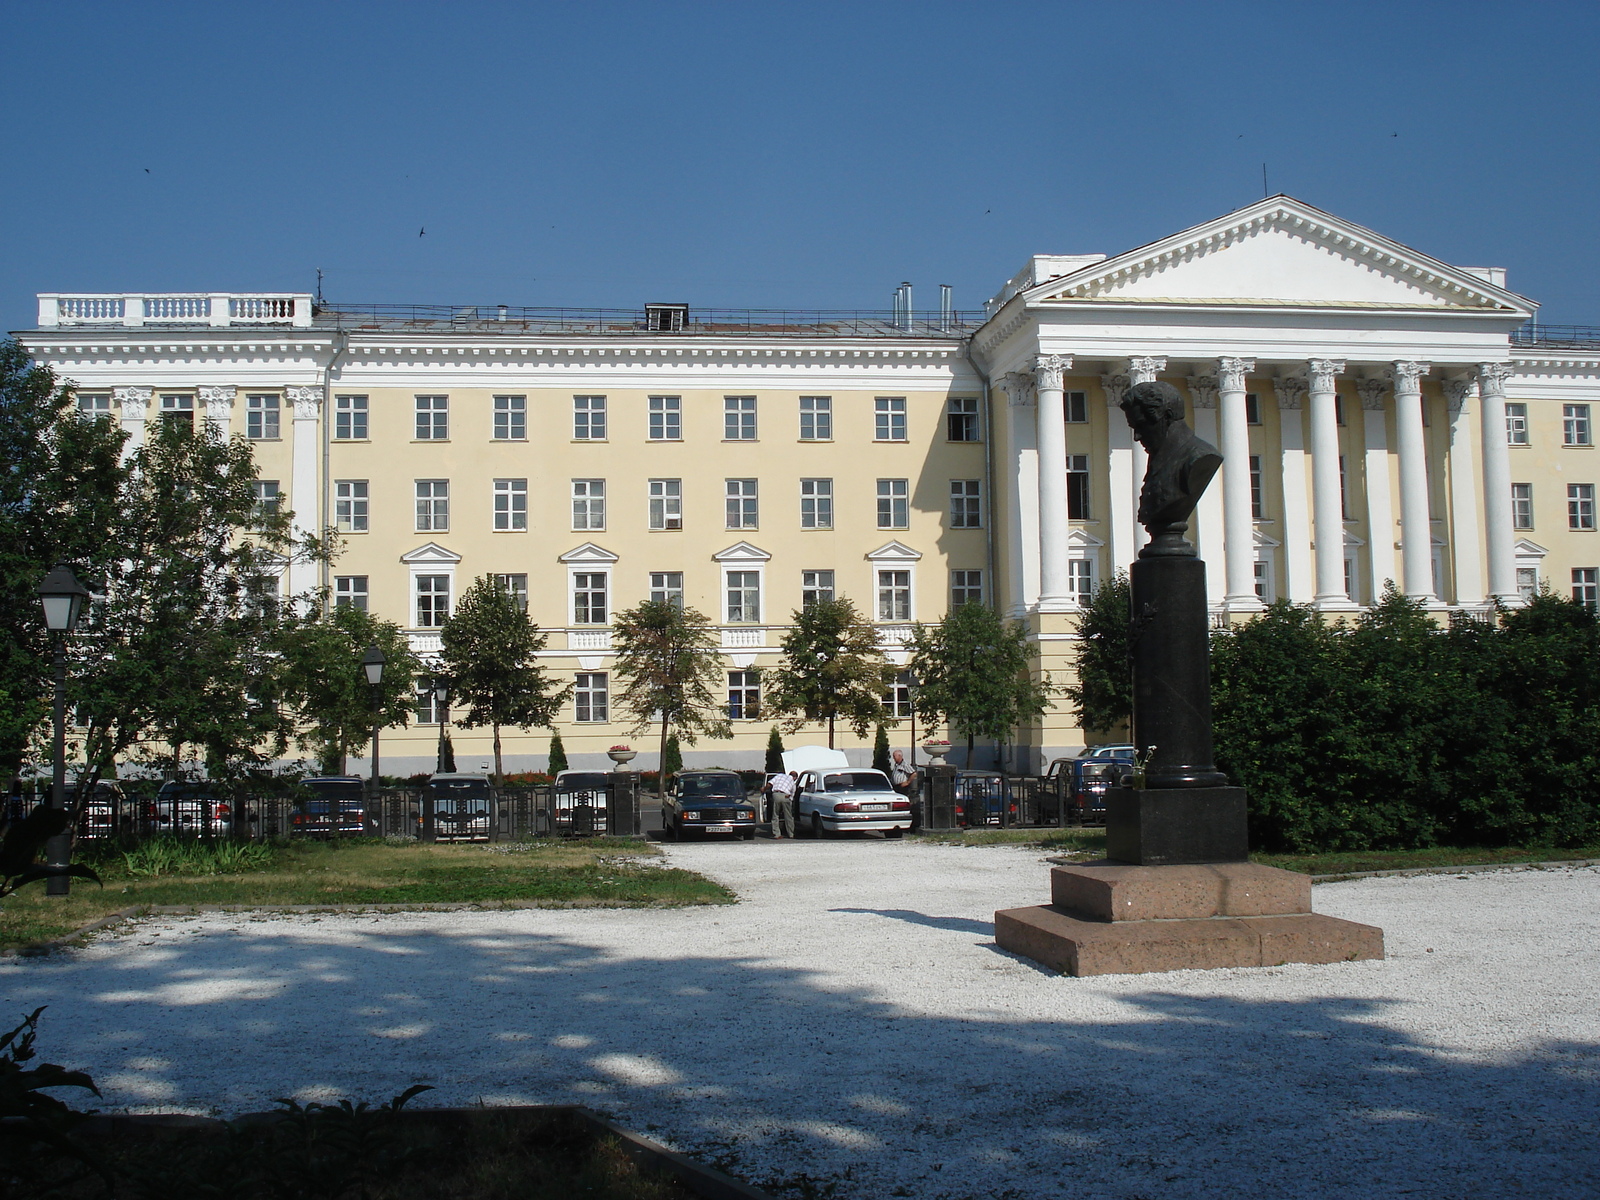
1512, 322, 1600, 350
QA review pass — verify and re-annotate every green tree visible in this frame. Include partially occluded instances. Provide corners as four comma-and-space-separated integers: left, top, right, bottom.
1062, 572, 1132, 738
766, 597, 892, 748
909, 602, 1051, 768
872, 724, 891, 774
548, 731, 568, 775
277, 603, 421, 775
764, 726, 785, 774
439, 576, 571, 783
611, 600, 729, 790
664, 733, 683, 777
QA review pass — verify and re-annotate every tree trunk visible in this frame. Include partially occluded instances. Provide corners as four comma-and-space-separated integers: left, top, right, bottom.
827, 714, 835, 749
657, 716, 669, 796
966, 730, 975, 770
493, 722, 503, 785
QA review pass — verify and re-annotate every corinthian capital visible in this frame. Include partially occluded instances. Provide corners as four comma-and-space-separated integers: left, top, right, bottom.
1387, 361, 1432, 393
1100, 374, 1131, 406
1126, 356, 1166, 385
1216, 357, 1255, 393
286, 385, 322, 419
1032, 354, 1072, 391
1356, 378, 1388, 411
1307, 359, 1345, 393
1187, 375, 1220, 409
112, 386, 151, 420
1476, 362, 1513, 398
1441, 378, 1473, 414
198, 385, 236, 423
1001, 372, 1035, 408
1272, 375, 1308, 410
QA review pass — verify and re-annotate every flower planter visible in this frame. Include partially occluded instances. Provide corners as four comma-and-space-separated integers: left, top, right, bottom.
607, 748, 637, 771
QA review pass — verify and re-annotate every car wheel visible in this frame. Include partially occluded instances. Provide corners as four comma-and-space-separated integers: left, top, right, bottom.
742, 828, 756, 841
812, 812, 827, 839
885, 826, 904, 839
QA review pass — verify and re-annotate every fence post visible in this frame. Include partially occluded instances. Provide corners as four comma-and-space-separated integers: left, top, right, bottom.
607, 773, 640, 837
420, 788, 436, 843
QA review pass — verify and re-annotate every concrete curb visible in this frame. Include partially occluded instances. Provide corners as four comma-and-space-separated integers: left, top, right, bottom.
1307, 857, 1600, 883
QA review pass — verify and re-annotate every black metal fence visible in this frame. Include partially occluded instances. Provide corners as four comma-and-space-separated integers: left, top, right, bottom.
918, 768, 1097, 831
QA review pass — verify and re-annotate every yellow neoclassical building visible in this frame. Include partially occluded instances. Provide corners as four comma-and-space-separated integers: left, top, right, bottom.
18, 196, 1600, 772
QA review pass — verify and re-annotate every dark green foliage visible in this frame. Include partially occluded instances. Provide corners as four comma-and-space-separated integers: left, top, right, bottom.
439, 733, 456, 774
872, 724, 891, 774
763, 727, 784, 774
908, 602, 1051, 766
664, 733, 683, 777
767, 597, 892, 748
1063, 572, 1132, 737
548, 731, 568, 775
611, 600, 729, 789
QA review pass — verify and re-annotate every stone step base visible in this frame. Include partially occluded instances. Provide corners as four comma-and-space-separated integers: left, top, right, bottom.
994, 904, 1384, 977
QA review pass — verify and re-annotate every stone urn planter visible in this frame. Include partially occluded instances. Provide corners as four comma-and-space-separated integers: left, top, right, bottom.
607, 746, 637, 771
922, 741, 950, 763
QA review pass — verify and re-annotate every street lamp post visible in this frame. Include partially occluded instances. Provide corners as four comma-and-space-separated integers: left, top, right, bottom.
432, 675, 451, 773
36, 564, 89, 897
361, 644, 386, 793
905, 670, 921, 770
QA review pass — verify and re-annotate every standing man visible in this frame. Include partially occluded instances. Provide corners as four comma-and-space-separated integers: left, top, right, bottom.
890, 749, 917, 796
768, 769, 797, 839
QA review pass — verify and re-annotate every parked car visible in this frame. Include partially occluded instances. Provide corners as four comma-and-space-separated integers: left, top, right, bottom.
1045, 745, 1134, 823
426, 773, 492, 841
64, 781, 126, 839
664, 770, 757, 840
794, 767, 912, 838
292, 776, 370, 837
554, 770, 610, 834
154, 780, 231, 834
952, 770, 1014, 827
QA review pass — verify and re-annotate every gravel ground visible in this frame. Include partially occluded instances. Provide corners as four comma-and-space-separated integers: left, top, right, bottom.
3, 840, 1598, 1199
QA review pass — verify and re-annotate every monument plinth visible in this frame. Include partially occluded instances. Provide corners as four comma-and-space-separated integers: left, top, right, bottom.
995, 381, 1383, 976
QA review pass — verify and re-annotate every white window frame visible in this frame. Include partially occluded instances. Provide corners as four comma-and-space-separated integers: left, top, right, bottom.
949, 479, 982, 528
800, 478, 833, 529
799, 396, 832, 441
572, 571, 609, 625
649, 479, 683, 530
574, 395, 607, 440
725, 395, 757, 440
648, 395, 681, 441
415, 479, 449, 532
335, 479, 368, 532
252, 480, 281, 529
1505, 401, 1529, 446
1512, 482, 1533, 531
1068, 558, 1097, 607
494, 395, 527, 441
947, 396, 980, 441
246, 393, 280, 440
76, 392, 112, 419
724, 568, 762, 624
160, 393, 194, 430
802, 569, 835, 608
951, 569, 984, 608
876, 569, 912, 622
875, 396, 907, 441
334, 575, 368, 611
572, 479, 606, 531
574, 672, 609, 722
877, 478, 909, 529
726, 478, 759, 529
1565, 404, 1593, 447
1569, 483, 1595, 531
497, 573, 529, 611
727, 670, 761, 721
1574, 567, 1599, 612
494, 478, 528, 531
1063, 391, 1088, 424
1067, 454, 1091, 520
415, 574, 451, 628
415, 394, 448, 441
650, 571, 684, 608
335, 394, 368, 440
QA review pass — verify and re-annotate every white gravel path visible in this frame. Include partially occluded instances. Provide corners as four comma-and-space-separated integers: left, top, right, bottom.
3, 841, 1598, 1199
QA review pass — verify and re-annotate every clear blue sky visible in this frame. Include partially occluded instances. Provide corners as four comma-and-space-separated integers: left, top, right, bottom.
4, 1, 1598, 332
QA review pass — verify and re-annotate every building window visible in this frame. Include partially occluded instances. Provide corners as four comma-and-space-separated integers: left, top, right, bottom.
800, 396, 832, 441
335, 480, 368, 532
727, 670, 761, 720
1574, 568, 1599, 612
1565, 404, 1592, 446
1254, 559, 1273, 603
415, 683, 444, 725
334, 575, 368, 611
1505, 402, 1529, 446
575, 673, 609, 722
494, 479, 528, 531
246, 394, 280, 439
800, 478, 833, 529
802, 570, 834, 608
875, 396, 907, 441
1339, 455, 1350, 520
573, 573, 608, 624
572, 479, 605, 530
649, 479, 683, 530
951, 569, 983, 607
948, 397, 980, 441
1067, 455, 1091, 520
1068, 559, 1096, 606
1344, 556, 1358, 602
574, 395, 606, 440
725, 395, 757, 440
1249, 455, 1264, 520
1515, 566, 1537, 600
335, 395, 368, 440
726, 571, 761, 623
494, 395, 526, 440
950, 480, 982, 528
884, 670, 914, 720
416, 480, 449, 532
1512, 483, 1534, 531
1569, 484, 1595, 530
877, 479, 909, 528
161, 394, 194, 430
1245, 393, 1261, 425
416, 575, 450, 627
1064, 391, 1088, 424
726, 478, 758, 528
1335, 394, 1346, 426
77, 392, 112, 419
497, 573, 529, 611
415, 395, 448, 440
252, 480, 280, 528
877, 570, 911, 621
650, 571, 684, 608
649, 395, 681, 441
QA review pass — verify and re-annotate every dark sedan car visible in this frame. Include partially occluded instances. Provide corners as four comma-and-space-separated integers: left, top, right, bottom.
292, 776, 370, 837
664, 770, 757, 840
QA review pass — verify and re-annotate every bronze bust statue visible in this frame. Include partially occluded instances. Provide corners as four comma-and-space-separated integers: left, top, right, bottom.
1119, 381, 1222, 555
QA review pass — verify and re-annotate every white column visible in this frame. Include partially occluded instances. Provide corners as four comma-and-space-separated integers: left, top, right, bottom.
287, 385, 322, 600
1390, 361, 1436, 602
1102, 373, 1136, 574
1001, 372, 1039, 615
200, 385, 235, 436
1216, 357, 1259, 611
1034, 354, 1074, 610
1273, 376, 1314, 603
1126, 357, 1165, 555
1307, 358, 1352, 609
1358, 378, 1397, 599
1443, 378, 1483, 608
1477, 362, 1519, 605
113, 386, 150, 458
1186, 375, 1226, 607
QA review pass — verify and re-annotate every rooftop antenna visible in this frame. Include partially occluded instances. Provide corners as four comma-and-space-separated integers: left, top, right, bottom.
315, 267, 324, 304
1262, 163, 1268, 198
940, 284, 953, 333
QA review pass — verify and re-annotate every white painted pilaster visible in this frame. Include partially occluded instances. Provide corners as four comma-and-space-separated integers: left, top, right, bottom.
1443, 378, 1483, 607
287, 385, 322, 600
114, 386, 150, 458
200, 385, 235, 435
1001, 372, 1039, 615
1034, 354, 1074, 610
1101, 373, 1135, 577
1308, 358, 1353, 609
1187, 375, 1226, 607
1390, 361, 1437, 602
1358, 378, 1397, 599
1217, 357, 1260, 611
1273, 376, 1314, 603
1476, 362, 1520, 606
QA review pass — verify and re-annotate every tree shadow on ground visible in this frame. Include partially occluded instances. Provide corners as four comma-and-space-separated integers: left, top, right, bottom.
2, 917, 1596, 1200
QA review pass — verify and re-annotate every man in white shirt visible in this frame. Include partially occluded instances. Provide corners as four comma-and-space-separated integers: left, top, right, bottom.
767, 770, 797, 839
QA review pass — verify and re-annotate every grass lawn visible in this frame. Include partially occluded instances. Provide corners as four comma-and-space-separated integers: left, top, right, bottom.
0, 837, 734, 955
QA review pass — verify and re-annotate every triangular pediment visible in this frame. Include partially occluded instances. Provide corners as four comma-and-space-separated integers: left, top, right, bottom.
1029, 196, 1534, 315
400, 542, 461, 565
1066, 529, 1104, 548
712, 541, 771, 562
866, 540, 922, 562
1515, 539, 1548, 558
558, 542, 618, 564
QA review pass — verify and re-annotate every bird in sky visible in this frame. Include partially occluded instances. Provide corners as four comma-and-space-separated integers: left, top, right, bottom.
419, 227, 426, 237
144, 168, 150, 173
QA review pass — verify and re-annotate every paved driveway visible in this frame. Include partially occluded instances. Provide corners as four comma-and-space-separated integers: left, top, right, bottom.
3, 840, 1597, 1199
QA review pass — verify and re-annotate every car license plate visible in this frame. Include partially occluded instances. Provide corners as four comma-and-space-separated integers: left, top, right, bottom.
862, 803, 889, 812
705, 824, 734, 833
